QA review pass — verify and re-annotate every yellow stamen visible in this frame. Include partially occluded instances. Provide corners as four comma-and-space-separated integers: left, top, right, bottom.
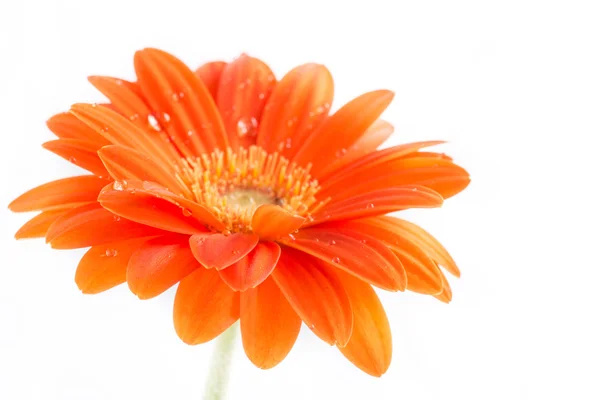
175, 146, 326, 232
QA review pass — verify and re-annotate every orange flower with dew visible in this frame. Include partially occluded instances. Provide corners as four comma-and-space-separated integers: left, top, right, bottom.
9, 48, 469, 376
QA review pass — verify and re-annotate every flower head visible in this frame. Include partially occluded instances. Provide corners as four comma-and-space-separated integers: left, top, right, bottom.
9, 49, 469, 376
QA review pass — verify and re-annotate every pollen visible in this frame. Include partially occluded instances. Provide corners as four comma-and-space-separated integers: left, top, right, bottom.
175, 146, 327, 232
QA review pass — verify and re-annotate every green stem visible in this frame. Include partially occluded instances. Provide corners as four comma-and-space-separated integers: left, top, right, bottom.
203, 322, 239, 400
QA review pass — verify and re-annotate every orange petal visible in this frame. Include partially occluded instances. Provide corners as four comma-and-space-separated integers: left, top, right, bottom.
195, 61, 227, 99
127, 235, 200, 299
70, 103, 176, 171
46, 112, 110, 147
256, 63, 333, 159
251, 204, 305, 240
330, 219, 441, 295
240, 277, 301, 369
271, 248, 353, 346
42, 139, 109, 177
46, 202, 162, 249
320, 141, 445, 185
98, 145, 190, 197
218, 241, 281, 291
316, 119, 394, 178
336, 271, 392, 377
321, 155, 470, 201
327, 225, 407, 291
88, 76, 148, 121
309, 186, 443, 226
98, 180, 222, 234
173, 267, 240, 345
87, 76, 181, 160
9, 175, 108, 212
216, 54, 276, 148
75, 238, 149, 294
376, 216, 460, 277
189, 232, 259, 270
293, 90, 394, 175
434, 271, 452, 303
14, 208, 72, 239
281, 228, 405, 291
134, 48, 228, 154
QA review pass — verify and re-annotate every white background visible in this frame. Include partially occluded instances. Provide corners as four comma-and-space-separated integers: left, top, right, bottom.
1, 1, 599, 399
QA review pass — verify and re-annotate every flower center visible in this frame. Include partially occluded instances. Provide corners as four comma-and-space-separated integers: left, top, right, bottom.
175, 146, 326, 233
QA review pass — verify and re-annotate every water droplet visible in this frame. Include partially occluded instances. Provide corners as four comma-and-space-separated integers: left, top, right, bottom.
68, 156, 77, 163
360, 239, 367, 244
115, 79, 124, 86
285, 138, 292, 149
335, 148, 347, 158
307, 215, 315, 222
187, 130, 194, 137
147, 115, 161, 131
308, 324, 315, 330
288, 233, 296, 241
236, 119, 249, 137
162, 113, 171, 123
366, 203, 375, 208
411, 187, 417, 192
105, 248, 118, 257
171, 92, 184, 102
329, 239, 336, 245
258, 93, 266, 100
112, 181, 126, 191
129, 114, 140, 121
91, 103, 98, 108
182, 208, 192, 217
331, 257, 340, 264
113, 215, 121, 222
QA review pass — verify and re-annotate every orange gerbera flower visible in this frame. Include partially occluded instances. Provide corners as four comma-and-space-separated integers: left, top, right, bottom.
9, 48, 469, 376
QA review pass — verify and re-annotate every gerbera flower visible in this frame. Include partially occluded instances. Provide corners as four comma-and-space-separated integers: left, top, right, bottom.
9, 48, 469, 376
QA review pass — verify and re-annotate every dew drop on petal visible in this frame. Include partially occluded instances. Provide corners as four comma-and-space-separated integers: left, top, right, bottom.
335, 148, 348, 158
105, 248, 118, 257
237, 119, 249, 137
366, 203, 375, 209
182, 208, 192, 217
113, 215, 121, 222
187, 130, 194, 137
147, 115, 161, 131
288, 233, 296, 241
329, 239, 336, 245
113, 181, 125, 191
331, 257, 340, 264
162, 113, 171, 123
